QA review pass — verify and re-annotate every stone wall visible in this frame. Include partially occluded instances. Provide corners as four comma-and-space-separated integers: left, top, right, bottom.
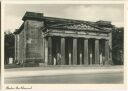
25, 20, 44, 63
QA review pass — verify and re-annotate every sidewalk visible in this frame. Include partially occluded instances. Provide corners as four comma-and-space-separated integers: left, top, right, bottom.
5, 66, 123, 78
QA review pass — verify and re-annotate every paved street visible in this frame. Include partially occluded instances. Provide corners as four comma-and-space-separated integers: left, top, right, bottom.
5, 66, 124, 84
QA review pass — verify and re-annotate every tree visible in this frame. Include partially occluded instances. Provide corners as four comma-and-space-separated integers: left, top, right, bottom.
4, 31, 15, 64
112, 27, 124, 65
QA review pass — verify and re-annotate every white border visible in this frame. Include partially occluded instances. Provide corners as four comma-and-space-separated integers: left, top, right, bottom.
2, 1, 125, 4
1, 1, 127, 91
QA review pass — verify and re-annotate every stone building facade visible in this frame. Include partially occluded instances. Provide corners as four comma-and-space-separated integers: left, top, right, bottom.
14, 12, 113, 66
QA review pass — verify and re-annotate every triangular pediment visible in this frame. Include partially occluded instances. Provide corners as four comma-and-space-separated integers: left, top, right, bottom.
44, 17, 111, 33
57, 23, 100, 31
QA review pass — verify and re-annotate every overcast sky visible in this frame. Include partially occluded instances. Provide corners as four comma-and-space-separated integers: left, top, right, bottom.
4, 4, 124, 32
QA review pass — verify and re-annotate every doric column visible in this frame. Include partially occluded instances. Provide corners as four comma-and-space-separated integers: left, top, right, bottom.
42, 37, 45, 62
48, 37, 52, 65
44, 37, 48, 65
95, 39, 100, 64
84, 39, 89, 65
23, 29, 26, 63
73, 38, 77, 65
109, 32, 112, 64
40, 34, 45, 62
14, 35, 17, 61
61, 37, 65, 65
17, 35, 20, 63
105, 40, 109, 64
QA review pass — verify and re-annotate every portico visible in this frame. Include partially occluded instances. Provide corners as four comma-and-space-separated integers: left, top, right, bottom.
43, 29, 111, 65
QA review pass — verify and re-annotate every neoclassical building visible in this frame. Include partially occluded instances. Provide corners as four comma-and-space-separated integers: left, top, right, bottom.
14, 12, 113, 66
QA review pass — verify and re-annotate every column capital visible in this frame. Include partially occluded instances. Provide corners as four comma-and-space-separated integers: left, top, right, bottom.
83, 38, 89, 40
61, 37, 65, 38
94, 38, 100, 40
69, 37, 77, 39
